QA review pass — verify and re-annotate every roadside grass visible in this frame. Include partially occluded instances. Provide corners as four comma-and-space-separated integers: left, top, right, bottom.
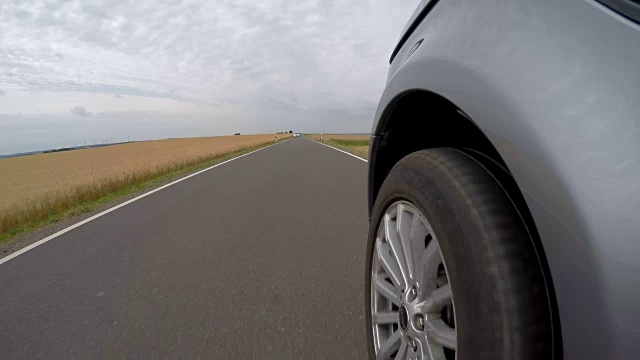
0, 140, 283, 243
329, 139, 370, 147
319, 138, 370, 159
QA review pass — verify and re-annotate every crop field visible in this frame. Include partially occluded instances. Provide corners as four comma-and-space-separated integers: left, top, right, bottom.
0, 134, 288, 239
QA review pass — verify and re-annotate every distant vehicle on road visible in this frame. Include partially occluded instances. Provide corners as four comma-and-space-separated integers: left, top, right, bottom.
293, 133, 300, 138
366, 1, 640, 359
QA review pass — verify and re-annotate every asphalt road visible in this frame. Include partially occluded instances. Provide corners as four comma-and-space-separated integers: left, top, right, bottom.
0, 138, 369, 359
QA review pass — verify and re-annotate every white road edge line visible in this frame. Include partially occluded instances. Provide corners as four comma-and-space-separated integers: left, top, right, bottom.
0, 140, 288, 266
307, 138, 368, 162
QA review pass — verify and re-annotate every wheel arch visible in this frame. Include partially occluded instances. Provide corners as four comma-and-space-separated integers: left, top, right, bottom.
370, 90, 511, 218
369, 89, 564, 357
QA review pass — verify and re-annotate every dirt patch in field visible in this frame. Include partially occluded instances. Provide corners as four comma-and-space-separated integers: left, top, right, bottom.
0, 134, 287, 214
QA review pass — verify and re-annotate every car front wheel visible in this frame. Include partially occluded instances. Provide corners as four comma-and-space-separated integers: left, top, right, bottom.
365, 148, 555, 360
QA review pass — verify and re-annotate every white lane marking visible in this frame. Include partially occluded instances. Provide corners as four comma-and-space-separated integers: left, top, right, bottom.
308, 138, 368, 162
0, 140, 288, 266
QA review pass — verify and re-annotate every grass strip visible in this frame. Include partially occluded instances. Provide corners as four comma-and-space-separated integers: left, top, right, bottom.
329, 139, 370, 147
316, 139, 370, 159
0, 140, 285, 243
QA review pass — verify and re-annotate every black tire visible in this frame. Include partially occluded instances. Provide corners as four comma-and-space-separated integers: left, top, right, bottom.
365, 148, 555, 359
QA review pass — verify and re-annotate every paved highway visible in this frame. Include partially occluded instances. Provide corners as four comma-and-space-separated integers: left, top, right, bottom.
0, 138, 369, 358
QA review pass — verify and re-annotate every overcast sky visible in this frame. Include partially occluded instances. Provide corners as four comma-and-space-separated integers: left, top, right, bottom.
0, 0, 418, 154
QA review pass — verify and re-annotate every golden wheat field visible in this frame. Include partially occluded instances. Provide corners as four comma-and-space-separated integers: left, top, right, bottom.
0, 134, 287, 215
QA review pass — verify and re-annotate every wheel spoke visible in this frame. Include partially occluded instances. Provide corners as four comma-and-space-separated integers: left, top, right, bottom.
421, 337, 444, 360
394, 338, 408, 360
426, 319, 457, 350
377, 330, 402, 359
396, 204, 416, 282
377, 240, 405, 292
373, 312, 398, 325
373, 274, 402, 306
423, 283, 452, 312
409, 212, 428, 250
417, 236, 442, 292
384, 213, 409, 288
373, 323, 381, 354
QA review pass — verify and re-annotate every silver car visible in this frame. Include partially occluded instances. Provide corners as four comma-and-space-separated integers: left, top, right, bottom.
366, 0, 640, 359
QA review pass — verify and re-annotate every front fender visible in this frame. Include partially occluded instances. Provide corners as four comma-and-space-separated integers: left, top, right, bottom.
371, 0, 640, 356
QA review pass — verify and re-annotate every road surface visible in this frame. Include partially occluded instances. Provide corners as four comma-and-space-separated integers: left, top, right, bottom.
0, 138, 369, 358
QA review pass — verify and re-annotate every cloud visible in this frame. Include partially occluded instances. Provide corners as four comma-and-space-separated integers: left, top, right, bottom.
0, 0, 419, 152
70, 106, 92, 116
0, 89, 5, 96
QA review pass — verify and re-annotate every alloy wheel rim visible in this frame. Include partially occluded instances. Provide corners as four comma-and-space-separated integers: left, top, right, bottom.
371, 201, 457, 360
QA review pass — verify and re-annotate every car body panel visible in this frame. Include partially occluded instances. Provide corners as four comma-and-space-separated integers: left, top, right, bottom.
371, 0, 640, 357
